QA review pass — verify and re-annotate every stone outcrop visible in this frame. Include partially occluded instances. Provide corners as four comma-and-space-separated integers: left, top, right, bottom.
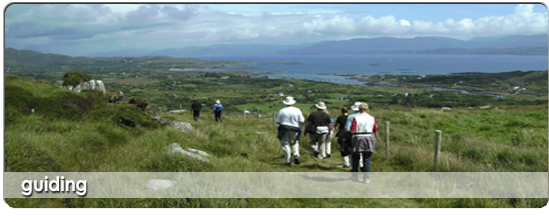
168, 121, 193, 133
151, 116, 167, 123
167, 143, 211, 164
60, 79, 106, 94
187, 148, 210, 157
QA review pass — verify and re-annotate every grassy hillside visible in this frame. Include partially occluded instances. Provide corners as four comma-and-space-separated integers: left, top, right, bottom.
4, 75, 547, 208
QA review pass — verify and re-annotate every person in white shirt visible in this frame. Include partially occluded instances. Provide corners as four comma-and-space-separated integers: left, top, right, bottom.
276, 96, 305, 166
349, 103, 378, 184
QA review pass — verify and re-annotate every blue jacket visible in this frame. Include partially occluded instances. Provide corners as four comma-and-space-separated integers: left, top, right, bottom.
213, 103, 223, 112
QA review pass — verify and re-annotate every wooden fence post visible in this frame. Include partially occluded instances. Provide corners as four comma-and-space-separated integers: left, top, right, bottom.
385, 121, 390, 160
273, 112, 276, 125
159, 107, 162, 116
434, 130, 442, 171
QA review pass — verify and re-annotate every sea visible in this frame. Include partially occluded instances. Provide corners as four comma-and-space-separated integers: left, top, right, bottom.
190, 54, 548, 85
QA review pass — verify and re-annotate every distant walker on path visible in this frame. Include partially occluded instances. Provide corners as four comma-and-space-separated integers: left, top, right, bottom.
191, 99, 202, 121
276, 96, 305, 166
213, 99, 223, 123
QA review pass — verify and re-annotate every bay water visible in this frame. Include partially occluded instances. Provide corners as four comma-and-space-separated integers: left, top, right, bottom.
192, 54, 548, 85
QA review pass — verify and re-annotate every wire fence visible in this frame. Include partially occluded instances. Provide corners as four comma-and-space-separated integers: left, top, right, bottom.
375, 118, 547, 172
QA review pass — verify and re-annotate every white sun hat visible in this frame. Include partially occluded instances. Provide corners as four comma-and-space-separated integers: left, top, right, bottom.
283, 96, 296, 105
315, 101, 327, 110
351, 102, 363, 111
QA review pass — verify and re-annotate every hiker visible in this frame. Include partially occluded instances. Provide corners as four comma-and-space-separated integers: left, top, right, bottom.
276, 96, 305, 166
323, 109, 335, 158
191, 99, 202, 121
345, 102, 364, 170
334, 106, 350, 167
349, 103, 378, 184
304, 101, 333, 159
213, 99, 223, 122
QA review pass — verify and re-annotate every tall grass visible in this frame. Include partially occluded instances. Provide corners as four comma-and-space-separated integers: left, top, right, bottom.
5, 76, 547, 208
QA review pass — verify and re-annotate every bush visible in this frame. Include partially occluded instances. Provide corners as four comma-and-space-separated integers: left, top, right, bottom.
129, 96, 150, 111
62, 71, 92, 87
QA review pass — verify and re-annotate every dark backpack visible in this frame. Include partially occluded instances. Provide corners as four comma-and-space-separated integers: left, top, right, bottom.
339, 131, 353, 156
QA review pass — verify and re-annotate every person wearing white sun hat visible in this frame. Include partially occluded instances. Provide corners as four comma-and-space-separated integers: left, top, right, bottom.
276, 96, 305, 166
304, 101, 333, 159
213, 99, 223, 122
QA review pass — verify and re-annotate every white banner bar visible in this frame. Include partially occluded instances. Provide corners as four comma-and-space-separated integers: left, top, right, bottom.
4, 172, 548, 198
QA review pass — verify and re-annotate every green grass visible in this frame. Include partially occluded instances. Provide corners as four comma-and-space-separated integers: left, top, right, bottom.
4, 75, 548, 208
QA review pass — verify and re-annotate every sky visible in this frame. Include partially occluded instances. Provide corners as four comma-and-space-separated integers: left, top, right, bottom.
4, 2, 548, 56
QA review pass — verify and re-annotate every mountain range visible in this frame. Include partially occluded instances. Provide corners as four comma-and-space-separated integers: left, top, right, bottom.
6, 34, 548, 58
93, 34, 547, 57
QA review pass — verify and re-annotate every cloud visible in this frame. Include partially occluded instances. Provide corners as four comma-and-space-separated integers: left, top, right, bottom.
4, 4, 548, 55
301, 4, 547, 38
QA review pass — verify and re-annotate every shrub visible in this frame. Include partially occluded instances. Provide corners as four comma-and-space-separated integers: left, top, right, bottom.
129, 96, 150, 111
62, 71, 92, 87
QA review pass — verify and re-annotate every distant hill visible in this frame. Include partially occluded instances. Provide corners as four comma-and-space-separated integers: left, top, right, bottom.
86, 43, 315, 58
4, 48, 95, 66
4, 48, 231, 68
142, 44, 314, 57
277, 34, 548, 55
6, 34, 547, 58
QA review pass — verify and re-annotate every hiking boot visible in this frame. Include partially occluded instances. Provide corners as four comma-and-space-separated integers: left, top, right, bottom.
364, 179, 370, 184
326, 154, 331, 158
294, 157, 301, 165
285, 163, 291, 167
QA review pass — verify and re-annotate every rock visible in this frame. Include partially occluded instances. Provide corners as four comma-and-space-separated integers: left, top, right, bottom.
168, 121, 193, 132
151, 116, 167, 123
60, 79, 106, 94
145, 179, 176, 191
187, 148, 210, 157
167, 143, 210, 163
108, 90, 124, 103
75, 80, 106, 94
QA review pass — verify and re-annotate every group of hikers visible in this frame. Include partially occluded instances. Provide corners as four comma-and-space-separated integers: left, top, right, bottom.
189, 96, 377, 183
276, 96, 378, 184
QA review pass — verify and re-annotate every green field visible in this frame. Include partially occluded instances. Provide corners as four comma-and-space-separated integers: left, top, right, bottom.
4, 72, 548, 208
